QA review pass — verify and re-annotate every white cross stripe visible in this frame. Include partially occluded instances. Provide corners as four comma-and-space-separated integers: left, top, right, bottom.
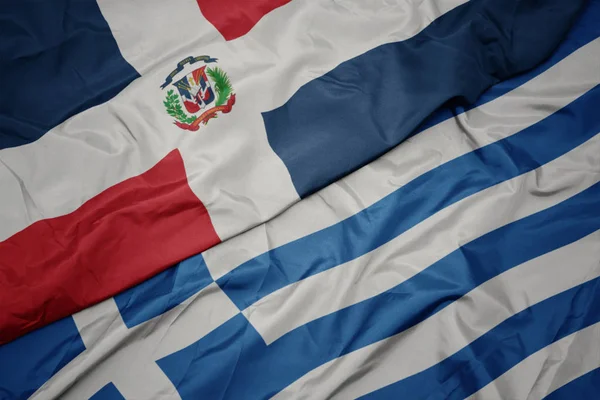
30, 283, 239, 400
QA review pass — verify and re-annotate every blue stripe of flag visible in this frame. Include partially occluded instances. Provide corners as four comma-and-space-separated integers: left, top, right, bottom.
361, 275, 600, 399
219, 82, 600, 311
417, 0, 600, 132
262, 0, 588, 197
114, 254, 214, 328
0, 317, 85, 399
159, 161, 600, 398
544, 368, 600, 400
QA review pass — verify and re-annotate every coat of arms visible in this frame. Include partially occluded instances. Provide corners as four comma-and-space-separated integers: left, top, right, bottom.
160, 55, 235, 131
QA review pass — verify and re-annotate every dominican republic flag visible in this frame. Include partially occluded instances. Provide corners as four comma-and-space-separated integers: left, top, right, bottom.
1, 0, 600, 399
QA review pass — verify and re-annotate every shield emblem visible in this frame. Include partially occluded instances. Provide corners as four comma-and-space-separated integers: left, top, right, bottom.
173, 66, 216, 114
161, 55, 235, 131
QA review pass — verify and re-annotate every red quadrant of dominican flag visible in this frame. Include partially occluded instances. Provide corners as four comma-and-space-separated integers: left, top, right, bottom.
0, 150, 220, 345
197, 0, 292, 40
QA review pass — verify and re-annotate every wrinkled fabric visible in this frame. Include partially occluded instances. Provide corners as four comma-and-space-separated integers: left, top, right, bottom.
0, 0, 588, 347
1, 0, 600, 399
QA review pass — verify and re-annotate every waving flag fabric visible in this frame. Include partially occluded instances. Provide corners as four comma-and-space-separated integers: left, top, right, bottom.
1, 0, 600, 399
0, 0, 589, 346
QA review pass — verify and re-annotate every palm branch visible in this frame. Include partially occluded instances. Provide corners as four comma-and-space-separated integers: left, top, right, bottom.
206, 67, 233, 106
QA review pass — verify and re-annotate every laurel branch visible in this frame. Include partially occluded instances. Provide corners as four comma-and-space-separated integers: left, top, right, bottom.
163, 90, 197, 124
